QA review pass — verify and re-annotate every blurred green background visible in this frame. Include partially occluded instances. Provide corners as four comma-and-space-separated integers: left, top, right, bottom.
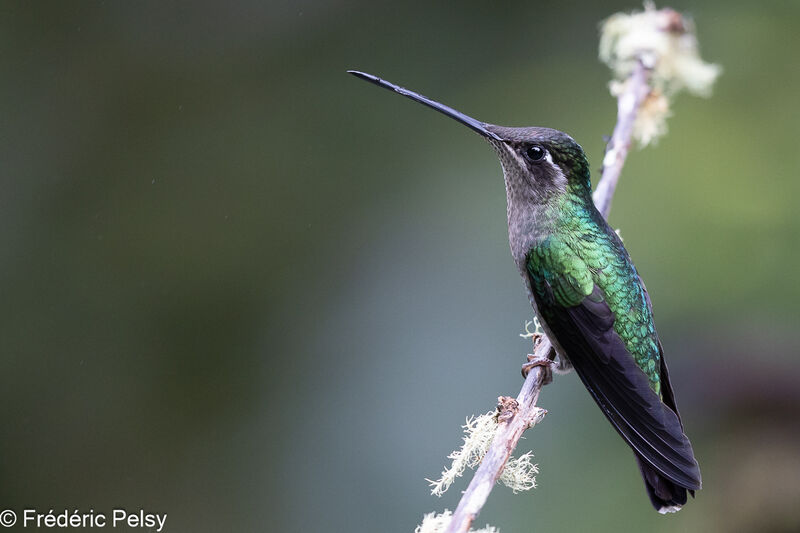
1, 1, 799, 532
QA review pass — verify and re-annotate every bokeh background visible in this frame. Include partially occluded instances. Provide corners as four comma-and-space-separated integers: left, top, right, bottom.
1, 1, 799, 532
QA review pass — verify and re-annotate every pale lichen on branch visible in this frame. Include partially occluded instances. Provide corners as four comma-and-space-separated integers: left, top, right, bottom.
426, 405, 544, 498
600, 2, 721, 146
415, 510, 498, 533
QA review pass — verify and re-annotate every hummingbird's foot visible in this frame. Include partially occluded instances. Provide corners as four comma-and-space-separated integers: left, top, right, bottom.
521, 354, 555, 385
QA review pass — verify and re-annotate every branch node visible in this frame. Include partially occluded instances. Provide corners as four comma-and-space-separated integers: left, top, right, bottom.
525, 408, 548, 430
495, 397, 519, 423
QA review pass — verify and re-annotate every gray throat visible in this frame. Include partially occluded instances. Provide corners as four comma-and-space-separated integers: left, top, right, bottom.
488, 140, 563, 276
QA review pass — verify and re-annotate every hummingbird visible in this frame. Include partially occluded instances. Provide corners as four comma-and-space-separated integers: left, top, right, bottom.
348, 70, 701, 512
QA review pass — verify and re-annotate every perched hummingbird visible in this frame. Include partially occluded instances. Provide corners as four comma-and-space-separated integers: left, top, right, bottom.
349, 70, 701, 512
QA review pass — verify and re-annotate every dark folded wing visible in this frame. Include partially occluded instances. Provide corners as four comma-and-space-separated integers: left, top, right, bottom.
639, 276, 683, 425
539, 283, 701, 490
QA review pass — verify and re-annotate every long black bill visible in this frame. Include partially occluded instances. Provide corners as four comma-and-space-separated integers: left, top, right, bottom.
348, 70, 501, 141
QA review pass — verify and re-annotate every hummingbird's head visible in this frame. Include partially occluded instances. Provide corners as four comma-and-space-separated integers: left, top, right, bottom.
348, 71, 591, 203
483, 125, 591, 204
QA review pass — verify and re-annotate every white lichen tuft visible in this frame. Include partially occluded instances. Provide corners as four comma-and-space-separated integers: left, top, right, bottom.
427, 412, 499, 496
599, 2, 721, 145
426, 410, 543, 496
499, 450, 539, 493
630, 90, 671, 146
415, 510, 500, 533
519, 317, 543, 339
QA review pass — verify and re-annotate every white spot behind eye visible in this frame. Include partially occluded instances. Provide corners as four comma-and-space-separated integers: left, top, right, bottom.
543, 150, 555, 165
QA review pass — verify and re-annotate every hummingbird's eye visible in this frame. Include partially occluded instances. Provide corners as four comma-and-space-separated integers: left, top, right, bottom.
525, 145, 545, 162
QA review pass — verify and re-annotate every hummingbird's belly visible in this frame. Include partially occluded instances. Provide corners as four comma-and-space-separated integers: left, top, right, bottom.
525, 281, 571, 367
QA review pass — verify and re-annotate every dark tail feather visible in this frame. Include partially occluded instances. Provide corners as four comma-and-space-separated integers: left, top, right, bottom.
636, 455, 694, 514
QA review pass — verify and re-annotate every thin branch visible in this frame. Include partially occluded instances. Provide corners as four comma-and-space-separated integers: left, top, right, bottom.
443, 59, 653, 533
593, 59, 650, 219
